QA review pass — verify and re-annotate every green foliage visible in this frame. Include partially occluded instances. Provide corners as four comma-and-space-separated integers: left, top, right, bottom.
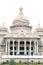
1, 62, 6, 65
31, 60, 33, 63
6, 60, 9, 64
23, 62, 29, 65
1, 60, 43, 65
19, 61, 22, 64
1, 60, 9, 65
9, 59, 16, 65
23, 62, 28, 64
37, 61, 41, 64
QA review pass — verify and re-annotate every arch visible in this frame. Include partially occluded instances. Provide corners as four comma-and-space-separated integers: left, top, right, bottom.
26, 41, 30, 44
31, 41, 34, 45
20, 41, 24, 44
10, 40, 13, 45
14, 41, 18, 44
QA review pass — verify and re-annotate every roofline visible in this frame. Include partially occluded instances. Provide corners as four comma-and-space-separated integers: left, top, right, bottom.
10, 25, 32, 29
4, 37, 40, 39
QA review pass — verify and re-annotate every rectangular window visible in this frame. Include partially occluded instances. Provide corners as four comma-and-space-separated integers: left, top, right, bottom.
26, 47, 29, 50
10, 41, 13, 45
31, 52, 33, 55
14, 47, 16, 50
31, 47, 33, 50
20, 47, 24, 50
10, 47, 13, 50
27, 52, 29, 55
26, 41, 30, 44
14, 52, 16, 55
10, 52, 13, 55
20, 52, 24, 55
14, 41, 18, 44
20, 41, 24, 44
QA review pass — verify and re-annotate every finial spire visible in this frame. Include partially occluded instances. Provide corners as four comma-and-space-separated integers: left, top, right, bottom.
3, 22, 5, 27
19, 7, 23, 15
38, 23, 40, 28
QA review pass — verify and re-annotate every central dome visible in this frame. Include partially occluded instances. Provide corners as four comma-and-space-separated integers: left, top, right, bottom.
13, 7, 29, 26
10, 7, 32, 33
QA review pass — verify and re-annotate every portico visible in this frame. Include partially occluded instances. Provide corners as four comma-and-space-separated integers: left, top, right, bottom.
5, 39, 38, 56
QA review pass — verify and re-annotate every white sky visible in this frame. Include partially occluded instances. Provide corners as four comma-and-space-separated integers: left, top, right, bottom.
0, 0, 43, 31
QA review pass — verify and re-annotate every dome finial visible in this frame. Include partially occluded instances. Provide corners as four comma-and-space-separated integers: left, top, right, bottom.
19, 7, 23, 15
3, 22, 5, 27
38, 23, 40, 28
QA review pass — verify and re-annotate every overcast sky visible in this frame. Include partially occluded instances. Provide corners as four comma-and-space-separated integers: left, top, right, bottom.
0, 0, 43, 31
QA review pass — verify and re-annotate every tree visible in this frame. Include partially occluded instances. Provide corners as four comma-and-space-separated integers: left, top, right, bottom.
19, 60, 22, 64
31, 60, 33, 63
6, 60, 9, 64
38, 61, 40, 64
9, 59, 16, 65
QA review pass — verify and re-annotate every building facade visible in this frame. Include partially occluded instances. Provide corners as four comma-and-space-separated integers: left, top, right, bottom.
0, 7, 43, 62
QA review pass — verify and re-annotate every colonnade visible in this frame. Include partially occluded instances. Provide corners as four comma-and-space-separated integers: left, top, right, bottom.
5, 40, 38, 55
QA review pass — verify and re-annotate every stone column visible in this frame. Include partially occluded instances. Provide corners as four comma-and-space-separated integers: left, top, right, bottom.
24, 40, 26, 55
30, 40, 31, 55
17, 40, 20, 55
8, 40, 10, 55
37, 41, 38, 55
34, 41, 36, 55
13, 40, 14, 55
6, 40, 7, 55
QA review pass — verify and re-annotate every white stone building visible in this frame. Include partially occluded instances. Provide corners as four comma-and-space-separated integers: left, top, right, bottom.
0, 7, 43, 62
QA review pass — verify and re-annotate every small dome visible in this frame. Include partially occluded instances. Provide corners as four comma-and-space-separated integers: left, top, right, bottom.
0, 23, 8, 32
13, 7, 29, 26
36, 23, 43, 32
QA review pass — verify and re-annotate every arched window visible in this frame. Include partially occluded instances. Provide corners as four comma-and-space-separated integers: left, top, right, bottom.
31, 41, 34, 45
10, 46, 13, 50
20, 41, 24, 44
10, 52, 13, 55
10, 41, 13, 45
14, 41, 18, 44
26, 41, 30, 44
31, 52, 33, 56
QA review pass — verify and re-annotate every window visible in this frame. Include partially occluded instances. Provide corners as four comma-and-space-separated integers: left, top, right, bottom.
31, 41, 34, 45
14, 52, 16, 55
20, 47, 24, 50
27, 52, 28, 55
14, 41, 18, 44
26, 47, 29, 50
31, 47, 33, 50
14, 47, 16, 50
20, 41, 24, 44
31, 52, 33, 55
20, 52, 24, 55
10, 52, 13, 55
10, 47, 13, 50
26, 41, 30, 44
10, 41, 13, 45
